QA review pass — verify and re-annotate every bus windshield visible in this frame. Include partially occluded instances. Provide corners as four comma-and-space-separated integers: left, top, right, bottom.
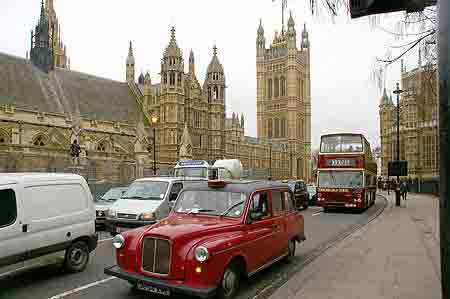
318, 171, 363, 188
320, 135, 363, 153
174, 167, 208, 178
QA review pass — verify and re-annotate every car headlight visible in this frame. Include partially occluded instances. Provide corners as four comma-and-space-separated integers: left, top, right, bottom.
194, 246, 209, 263
112, 234, 125, 249
139, 212, 155, 221
107, 209, 116, 218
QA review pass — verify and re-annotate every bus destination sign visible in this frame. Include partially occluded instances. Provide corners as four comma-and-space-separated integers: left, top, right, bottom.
325, 159, 357, 167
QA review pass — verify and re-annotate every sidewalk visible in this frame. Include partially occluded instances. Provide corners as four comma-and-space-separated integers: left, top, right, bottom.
270, 192, 441, 299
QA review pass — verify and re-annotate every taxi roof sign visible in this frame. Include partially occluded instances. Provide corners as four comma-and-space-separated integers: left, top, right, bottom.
176, 160, 209, 167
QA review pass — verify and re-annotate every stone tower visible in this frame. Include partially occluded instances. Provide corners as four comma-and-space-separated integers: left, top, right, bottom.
126, 41, 135, 82
159, 27, 186, 163
203, 45, 226, 161
256, 11, 311, 180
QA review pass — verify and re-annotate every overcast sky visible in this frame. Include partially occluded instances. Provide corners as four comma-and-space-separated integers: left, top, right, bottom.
1, 0, 420, 149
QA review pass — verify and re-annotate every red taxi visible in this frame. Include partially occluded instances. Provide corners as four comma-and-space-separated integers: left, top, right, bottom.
104, 180, 305, 299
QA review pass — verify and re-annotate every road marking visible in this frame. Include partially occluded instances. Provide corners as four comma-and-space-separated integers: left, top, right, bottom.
99, 237, 113, 243
312, 212, 322, 217
47, 277, 116, 299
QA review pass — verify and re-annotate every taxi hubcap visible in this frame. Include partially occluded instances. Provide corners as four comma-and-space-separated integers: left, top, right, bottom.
222, 268, 237, 296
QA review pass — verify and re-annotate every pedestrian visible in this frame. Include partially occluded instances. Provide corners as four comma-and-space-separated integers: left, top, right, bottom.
70, 139, 81, 165
400, 181, 408, 200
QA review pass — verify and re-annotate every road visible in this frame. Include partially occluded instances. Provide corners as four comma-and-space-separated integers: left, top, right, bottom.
1, 196, 386, 299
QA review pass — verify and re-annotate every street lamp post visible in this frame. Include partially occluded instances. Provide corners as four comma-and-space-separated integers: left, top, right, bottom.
393, 83, 403, 207
150, 115, 158, 176
268, 139, 272, 180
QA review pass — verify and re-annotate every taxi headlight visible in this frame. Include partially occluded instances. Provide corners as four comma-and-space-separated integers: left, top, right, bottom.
112, 234, 125, 249
194, 246, 209, 263
139, 212, 155, 221
107, 209, 116, 218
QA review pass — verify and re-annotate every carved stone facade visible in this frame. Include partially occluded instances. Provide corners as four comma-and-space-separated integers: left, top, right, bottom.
0, 2, 303, 183
256, 13, 312, 181
379, 64, 439, 180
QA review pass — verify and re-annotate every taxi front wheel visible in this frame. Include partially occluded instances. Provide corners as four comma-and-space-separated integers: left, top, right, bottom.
218, 264, 240, 299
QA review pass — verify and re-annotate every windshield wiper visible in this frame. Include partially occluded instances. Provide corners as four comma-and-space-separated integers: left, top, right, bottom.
121, 196, 145, 199
220, 201, 245, 217
187, 209, 217, 215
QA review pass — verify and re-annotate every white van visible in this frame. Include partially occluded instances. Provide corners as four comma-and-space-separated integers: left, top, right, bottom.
105, 177, 203, 235
0, 173, 98, 277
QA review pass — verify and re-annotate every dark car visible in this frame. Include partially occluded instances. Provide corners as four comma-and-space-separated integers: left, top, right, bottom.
307, 184, 317, 205
287, 180, 309, 210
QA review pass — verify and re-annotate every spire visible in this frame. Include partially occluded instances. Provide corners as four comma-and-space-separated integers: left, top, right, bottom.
138, 72, 145, 85
213, 44, 218, 56
189, 49, 195, 74
258, 18, 264, 35
170, 26, 176, 41
126, 41, 135, 82
288, 10, 295, 28
418, 45, 422, 68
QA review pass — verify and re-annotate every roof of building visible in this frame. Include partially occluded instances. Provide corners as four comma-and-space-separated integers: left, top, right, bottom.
0, 52, 140, 123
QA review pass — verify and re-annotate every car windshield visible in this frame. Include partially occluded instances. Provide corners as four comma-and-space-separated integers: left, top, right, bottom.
122, 181, 168, 200
318, 171, 363, 188
320, 135, 363, 153
101, 187, 127, 201
174, 190, 247, 217
174, 167, 208, 178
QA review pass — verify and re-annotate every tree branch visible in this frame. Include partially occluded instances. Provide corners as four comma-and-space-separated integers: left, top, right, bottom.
376, 30, 435, 65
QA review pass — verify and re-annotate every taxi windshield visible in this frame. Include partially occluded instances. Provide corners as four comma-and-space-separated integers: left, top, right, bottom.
174, 167, 208, 178
122, 181, 168, 200
318, 171, 363, 188
174, 190, 247, 217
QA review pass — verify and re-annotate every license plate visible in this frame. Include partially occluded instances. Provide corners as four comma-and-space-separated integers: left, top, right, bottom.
136, 281, 171, 296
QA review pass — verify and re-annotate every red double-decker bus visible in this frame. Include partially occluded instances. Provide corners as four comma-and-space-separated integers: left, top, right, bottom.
316, 133, 377, 211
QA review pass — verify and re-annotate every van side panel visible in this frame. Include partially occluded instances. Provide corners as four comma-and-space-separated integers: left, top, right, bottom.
22, 180, 96, 257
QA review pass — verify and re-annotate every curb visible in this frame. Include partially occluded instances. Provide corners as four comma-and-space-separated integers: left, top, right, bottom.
251, 194, 389, 299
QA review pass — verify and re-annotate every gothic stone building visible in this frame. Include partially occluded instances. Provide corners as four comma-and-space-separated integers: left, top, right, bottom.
379, 63, 439, 181
0, 1, 307, 183
256, 12, 312, 180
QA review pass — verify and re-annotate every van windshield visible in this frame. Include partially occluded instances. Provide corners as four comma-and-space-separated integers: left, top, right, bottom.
174, 167, 208, 178
122, 181, 169, 200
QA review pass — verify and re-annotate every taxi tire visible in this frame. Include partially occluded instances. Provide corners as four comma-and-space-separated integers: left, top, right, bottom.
63, 241, 90, 273
218, 264, 240, 299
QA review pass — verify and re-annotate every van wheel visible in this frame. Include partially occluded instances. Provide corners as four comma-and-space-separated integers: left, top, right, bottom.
217, 264, 240, 299
64, 241, 90, 273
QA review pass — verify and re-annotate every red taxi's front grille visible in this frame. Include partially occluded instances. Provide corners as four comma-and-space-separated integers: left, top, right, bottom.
142, 237, 171, 275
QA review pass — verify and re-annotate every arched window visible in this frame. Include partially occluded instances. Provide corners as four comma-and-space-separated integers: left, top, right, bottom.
97, 142, 106, 152
177, 73, 182, 86
268, 79, 273, 99
268, 119, 273, 138
213, 86, 219, 100
281, 118, 286, 137
281, 77, 286, 96
274, 77, 279, 98
170, 72, 175, 85
274, 118, 280, 138
33, 135, 46, 147
163, 73, 167, 84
